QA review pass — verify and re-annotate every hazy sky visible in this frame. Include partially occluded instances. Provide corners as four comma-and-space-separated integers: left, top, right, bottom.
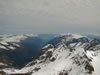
0, 0, 100, 34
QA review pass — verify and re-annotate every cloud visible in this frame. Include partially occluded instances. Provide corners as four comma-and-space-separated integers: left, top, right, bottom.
0, 0, 100, 34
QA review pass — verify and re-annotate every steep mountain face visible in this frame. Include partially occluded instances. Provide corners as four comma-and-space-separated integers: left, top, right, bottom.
0, 34, 44, 69
47, 34, 88, 47
3, 34, 100, 75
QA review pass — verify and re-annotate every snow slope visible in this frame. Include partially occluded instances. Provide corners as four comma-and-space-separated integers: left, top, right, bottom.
0, 34, 37, 50
86, 45, 100, 75
2, 34, 100, 75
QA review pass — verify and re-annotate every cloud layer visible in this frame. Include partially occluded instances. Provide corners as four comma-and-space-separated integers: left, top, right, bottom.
0, 0, 100, 34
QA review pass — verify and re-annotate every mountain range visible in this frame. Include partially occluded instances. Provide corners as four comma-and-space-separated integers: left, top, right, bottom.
0, 34, 100, 75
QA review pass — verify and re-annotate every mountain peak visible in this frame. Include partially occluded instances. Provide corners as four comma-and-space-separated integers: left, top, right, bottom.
60, 33, 85, 39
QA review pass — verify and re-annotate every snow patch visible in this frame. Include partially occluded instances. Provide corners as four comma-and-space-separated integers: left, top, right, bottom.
0, 45, 8, 50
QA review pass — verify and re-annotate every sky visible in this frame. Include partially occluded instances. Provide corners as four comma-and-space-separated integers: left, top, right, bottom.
0, 0, 100, 34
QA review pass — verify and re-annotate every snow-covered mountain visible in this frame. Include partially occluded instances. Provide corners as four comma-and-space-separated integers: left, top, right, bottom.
2, 34, 100, 75
0, 34, 37, 50
0, 34, 45, 69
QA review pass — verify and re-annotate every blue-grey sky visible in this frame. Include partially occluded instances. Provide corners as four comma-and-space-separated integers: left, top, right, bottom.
0, 0, 100, 34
